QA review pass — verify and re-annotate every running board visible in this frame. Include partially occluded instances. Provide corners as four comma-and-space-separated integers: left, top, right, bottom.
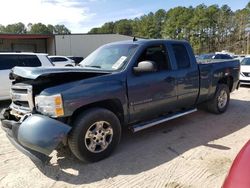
131, 108, 197, 133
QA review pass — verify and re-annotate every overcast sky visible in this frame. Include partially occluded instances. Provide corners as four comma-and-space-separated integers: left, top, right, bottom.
0, 0, 249, 33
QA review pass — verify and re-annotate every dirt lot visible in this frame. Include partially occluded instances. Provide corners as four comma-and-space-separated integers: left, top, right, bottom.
0, 87, 250, 188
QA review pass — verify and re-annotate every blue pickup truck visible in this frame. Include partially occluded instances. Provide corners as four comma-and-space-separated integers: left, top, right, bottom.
0, 39, 240, 163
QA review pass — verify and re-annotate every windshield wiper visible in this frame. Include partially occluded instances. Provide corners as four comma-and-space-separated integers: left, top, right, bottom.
84, 65, 101, 68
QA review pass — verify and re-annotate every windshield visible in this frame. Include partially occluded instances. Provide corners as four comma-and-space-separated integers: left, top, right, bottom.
241, 58, 250, 65
79, 43, 138, 71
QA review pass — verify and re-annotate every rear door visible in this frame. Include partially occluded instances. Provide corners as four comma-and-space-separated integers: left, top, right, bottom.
0, 55, 20, 99
127, 43, 177, 122
168, 43, 199, 109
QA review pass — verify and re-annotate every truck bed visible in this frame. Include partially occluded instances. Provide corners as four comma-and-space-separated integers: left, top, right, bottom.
197, 59, 240, 104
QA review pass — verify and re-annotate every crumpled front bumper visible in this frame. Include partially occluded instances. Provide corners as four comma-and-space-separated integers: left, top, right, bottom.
0, 109, 71, 163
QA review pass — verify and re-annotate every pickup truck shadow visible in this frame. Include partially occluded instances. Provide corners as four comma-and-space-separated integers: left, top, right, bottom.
33, 97, 250, 185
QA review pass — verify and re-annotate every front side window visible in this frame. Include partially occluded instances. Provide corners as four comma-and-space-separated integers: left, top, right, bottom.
172, 44, 191, 69
80, 44, 138, 71
137, 44, 169, 71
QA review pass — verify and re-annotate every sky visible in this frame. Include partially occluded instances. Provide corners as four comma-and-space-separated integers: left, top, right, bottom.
0, 0, 249, 33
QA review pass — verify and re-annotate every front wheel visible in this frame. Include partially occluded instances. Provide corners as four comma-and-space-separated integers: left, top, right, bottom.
68, 108, 121, 162
206, 84, 230, 114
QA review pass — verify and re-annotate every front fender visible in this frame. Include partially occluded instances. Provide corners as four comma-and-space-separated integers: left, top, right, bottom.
18, 115, 71, 155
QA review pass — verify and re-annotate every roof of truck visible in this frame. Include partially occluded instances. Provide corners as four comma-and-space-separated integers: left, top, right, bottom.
107, 39, 189, 45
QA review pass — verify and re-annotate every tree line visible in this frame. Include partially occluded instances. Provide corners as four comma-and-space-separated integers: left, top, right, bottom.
89, 2, 250, 54
0, 22, 71, 35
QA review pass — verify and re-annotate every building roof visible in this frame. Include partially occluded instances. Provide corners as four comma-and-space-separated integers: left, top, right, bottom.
0, 34, 53, 39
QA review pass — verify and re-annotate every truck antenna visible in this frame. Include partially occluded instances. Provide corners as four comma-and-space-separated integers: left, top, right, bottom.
133, 36, 138, 42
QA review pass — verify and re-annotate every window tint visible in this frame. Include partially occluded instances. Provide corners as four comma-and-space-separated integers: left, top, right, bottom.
137, 45, 169, 71
241, 58, 250, 65
50, 57, 67, 62
221, 54, 232, 59
0, 55, 20, 70
18, 55, 41, 67
214, 54, 221, 59
172, 44, 190, 69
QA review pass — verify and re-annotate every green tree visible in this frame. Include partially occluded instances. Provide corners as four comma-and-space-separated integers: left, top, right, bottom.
0, 24, 5, 33
114, 19, 133, 36
89, 27, 100, 34
154, 9, 167, 38
47, 24, 55, 34
100, 22, 115, 33
4, 22, 26, 34
54, 24, 71, 34
29, 23, 51, 34
163, 7, 193, 40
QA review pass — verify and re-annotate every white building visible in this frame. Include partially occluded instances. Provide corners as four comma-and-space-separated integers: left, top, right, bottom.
0, 33, 134, 58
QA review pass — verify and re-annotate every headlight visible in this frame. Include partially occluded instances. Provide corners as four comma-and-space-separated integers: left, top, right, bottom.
35, 94, 64, 117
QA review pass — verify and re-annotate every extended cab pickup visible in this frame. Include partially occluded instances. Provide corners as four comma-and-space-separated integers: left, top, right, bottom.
0, 39, 240, 163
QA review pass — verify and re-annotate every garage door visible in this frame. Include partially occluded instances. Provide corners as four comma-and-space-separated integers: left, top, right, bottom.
12, 44, 36, 52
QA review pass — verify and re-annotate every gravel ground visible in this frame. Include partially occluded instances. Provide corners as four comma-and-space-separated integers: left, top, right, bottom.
0, 87, 250, 188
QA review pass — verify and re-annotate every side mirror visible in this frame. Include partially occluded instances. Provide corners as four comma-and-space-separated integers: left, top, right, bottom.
133, 61, 157, 73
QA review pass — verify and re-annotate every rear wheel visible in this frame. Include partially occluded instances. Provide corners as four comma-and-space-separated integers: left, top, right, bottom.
207, 84, 230, 114
68, 108, 121, 162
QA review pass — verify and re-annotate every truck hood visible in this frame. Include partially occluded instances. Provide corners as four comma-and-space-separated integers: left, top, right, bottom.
10, 66, 111, 80
241, 65, 250, 73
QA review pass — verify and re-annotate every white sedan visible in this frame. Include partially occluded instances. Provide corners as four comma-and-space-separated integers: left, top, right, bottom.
240, 56, 250, 85
48, 56, 75, 67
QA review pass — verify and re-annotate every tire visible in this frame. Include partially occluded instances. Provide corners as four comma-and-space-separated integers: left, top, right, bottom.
206, 84, 230, 114
68, 108, 121, 162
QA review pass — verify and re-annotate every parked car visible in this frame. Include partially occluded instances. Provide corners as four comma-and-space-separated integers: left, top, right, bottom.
67, 56, 84, 64
222, 140, 250, 188
233, 55, 245, 62
197, 53, 233, 60
0, 39, 240, 163
239, 56, 250, 85
48, 55, 75, 67
0, 52, 53, 100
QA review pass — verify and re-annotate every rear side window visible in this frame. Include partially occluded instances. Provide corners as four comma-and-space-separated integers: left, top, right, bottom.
0, 55, 19, 70
50, 57, 67, 62
221, 54, 232, 59
172, 44, 191, 69
18, 55, 41, 67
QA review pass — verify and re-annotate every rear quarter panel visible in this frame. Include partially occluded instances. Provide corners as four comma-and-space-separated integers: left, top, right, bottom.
197, 59, 240, 103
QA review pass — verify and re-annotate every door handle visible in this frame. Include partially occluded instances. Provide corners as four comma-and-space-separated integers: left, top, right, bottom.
165, 77, 175, 82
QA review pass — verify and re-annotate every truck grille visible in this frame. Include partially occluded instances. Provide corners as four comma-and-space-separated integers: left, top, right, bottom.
10, 84, 34, 115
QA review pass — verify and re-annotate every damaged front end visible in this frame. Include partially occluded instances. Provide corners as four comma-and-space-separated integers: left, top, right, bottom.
1, 66, 110, 162
1, 108, 71, 163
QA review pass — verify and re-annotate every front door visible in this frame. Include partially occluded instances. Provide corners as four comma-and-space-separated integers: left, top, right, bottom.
127, 44, 177, 122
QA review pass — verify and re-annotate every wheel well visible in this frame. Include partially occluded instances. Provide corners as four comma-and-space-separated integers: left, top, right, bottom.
218, 76, 233, 92
71, 99, 124, 124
